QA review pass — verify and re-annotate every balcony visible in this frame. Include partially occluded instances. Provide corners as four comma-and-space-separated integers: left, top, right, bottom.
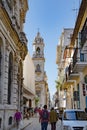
72, 48, 87, 73
65, 64, 79, 82
63, 64, 80, 89
63, 80, 74, 89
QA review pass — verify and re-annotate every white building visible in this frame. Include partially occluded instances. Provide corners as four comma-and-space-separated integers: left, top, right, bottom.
56, 28, 73, 109
23, 53, 35, 109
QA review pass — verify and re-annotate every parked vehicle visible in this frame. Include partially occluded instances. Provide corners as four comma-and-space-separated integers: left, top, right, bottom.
61, 109, 87, 130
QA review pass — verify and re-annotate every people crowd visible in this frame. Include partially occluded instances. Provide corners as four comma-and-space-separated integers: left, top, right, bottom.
13, 105, 59, 130
39, 105, 58, 130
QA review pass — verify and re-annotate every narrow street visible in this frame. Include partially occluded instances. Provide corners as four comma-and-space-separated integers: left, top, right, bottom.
24, 115, 62, 130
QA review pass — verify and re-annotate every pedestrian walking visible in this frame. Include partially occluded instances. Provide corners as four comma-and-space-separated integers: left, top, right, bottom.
39, 105, 49, 130
49, 107, 58, 130
14, 109, 22, 129
38, 107, 42, 115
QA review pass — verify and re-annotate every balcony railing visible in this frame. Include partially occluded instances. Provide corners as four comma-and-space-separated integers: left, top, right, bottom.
72, 48, 87, 72
65, 62, 79, 82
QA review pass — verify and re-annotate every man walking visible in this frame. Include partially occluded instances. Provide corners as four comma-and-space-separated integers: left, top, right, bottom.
49, 107, 58, 130
39, 105, 49, 130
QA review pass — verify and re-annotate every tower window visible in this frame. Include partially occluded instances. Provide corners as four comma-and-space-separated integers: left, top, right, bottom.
35, 64, 41, 72
36, 47, 40, 55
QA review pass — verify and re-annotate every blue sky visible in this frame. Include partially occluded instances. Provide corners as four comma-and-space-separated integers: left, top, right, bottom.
24, 0, 80, 98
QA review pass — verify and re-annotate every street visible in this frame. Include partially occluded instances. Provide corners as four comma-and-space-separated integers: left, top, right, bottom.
24, 116, 62, 130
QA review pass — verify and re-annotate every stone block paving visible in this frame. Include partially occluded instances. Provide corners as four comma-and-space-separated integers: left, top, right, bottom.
11, 118, 32, 130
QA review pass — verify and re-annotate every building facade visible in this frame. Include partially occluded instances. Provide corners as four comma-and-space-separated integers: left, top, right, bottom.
56, 0, 87, 110
23, 53, 35, 111
64, 0, 87, 109
56, 28, 73, 109
0, 0, 28, 129
32, 32, 48, 108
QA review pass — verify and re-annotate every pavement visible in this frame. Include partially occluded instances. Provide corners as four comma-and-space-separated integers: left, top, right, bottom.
11, 117, 33, 130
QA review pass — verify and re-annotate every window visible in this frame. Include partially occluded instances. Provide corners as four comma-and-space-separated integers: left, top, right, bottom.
80, 53, 84, 61
8, 117, 12, 125
84, 75, 87, 84
0, 118, 2, 128
64, 111, 87, 120
36, 47, 40, 55
81, 18, 87, 46
36, 64, 41, 72
8, 52, 13, 104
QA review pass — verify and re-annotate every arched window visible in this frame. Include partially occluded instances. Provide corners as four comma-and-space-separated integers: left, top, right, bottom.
36, 64, 41, 72
36, 47, 40, 55
8, 116, 12, 125
8, 52, 13, 104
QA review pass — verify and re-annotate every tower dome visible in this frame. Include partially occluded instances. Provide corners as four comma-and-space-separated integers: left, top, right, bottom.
33, 32, 44, 44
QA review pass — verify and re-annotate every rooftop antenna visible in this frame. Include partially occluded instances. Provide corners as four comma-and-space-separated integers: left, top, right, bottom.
72, 1, 78, 20
72, 0, 81, 24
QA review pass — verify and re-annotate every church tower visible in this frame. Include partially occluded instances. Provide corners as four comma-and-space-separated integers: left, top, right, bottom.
32, 32, 47, 107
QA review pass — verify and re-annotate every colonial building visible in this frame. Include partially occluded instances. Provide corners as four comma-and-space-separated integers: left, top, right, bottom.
32, 32, 48, 108
0, 0, 28, 129
56, 28, 73, 109
56, 0, 87, 110
64, 0, 87, 109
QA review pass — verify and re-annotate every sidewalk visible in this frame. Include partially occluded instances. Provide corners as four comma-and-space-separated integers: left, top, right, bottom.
11, 118, 32, 130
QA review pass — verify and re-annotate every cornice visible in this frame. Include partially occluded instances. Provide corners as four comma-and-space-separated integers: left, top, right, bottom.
35, 80, 45, 84
32, 57, 45, 62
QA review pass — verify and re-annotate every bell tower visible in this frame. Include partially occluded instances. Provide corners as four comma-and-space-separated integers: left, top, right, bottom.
32, 32, 46, 107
